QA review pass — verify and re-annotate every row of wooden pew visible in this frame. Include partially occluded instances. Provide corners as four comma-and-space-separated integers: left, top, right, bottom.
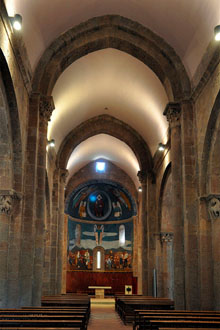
0, 294, 90, 329
115, 295, 174, 324
133, 309, 220, 330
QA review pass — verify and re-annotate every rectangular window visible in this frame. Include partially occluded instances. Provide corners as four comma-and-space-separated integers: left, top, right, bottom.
97, 251, 101, 269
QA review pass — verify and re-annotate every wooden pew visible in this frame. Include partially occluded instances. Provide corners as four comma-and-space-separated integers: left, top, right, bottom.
133, 311, 220, 330
143, 319, 220, 330
115, 297, 174, 324
0, 319, 85, 329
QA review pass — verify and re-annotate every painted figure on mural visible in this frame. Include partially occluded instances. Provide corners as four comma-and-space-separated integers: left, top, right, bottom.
94, 224, 104, 245
112, 201, 122, 217
79, 201, 87, 218
84, 249, 90, 268
94, 194, 104, 217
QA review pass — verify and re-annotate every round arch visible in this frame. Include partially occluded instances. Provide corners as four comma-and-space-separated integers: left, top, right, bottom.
32, 15, 191, 101
0, 50, 22, 191
200, 90, 220, 195
57, 114, 152, 172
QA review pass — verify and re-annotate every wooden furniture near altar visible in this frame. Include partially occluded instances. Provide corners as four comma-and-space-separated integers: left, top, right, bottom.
88, 286, 112, 299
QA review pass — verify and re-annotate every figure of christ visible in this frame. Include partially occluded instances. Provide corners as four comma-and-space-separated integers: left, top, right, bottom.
94, 194, 104, 217
94, 224, 104, 245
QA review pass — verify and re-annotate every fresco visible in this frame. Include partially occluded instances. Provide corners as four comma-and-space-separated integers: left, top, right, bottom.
67, 182, 135, 222
67, 219, 133, 272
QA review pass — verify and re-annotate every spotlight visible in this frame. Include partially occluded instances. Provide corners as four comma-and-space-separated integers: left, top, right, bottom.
214, 25, 220, 41
158, 143, 166, 151
10, 14, 22, 31
48, 139, 55, 147
138, 186, 142, 192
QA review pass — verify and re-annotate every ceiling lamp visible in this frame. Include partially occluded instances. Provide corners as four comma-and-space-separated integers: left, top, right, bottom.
10, 14, 22, 31
48, 139, 55, 147
214, 25, 220, 41
138, 186, 142, 192
158, 143, 166, 151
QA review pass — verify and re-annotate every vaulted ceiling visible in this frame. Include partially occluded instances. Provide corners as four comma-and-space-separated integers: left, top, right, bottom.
5, 0, 220, 187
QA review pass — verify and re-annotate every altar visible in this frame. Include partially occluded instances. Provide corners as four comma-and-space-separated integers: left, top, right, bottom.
88, 286, 112, 299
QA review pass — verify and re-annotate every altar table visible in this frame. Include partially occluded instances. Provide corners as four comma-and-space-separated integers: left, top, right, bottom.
88, 286, 112, 298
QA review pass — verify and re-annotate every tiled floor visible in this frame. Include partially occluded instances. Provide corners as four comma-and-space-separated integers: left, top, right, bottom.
88, 301, 132, 329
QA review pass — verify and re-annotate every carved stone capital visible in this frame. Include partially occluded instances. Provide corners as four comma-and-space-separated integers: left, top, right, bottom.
200, 194, 220, 221
60, 169, 69, 184
160, 232, 174, 243
39, 95, 55, 122
0, 190, 22, 215
137, 170, 148, 184
163, 102, 181, 125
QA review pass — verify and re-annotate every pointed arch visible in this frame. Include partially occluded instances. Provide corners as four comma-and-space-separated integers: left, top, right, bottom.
57, 114, 152, 172
32, 15, 191, 101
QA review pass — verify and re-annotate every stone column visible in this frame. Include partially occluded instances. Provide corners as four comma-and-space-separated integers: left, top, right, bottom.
199, 196, 213, 310
137, 170, 148, 295
19, 92, 40, 306
50, 169, 59, 294
56, 168, 68, 294
164, 102, 185, 309
6, 190, 22, 307
0, 190, 21, 307
32, 95, 54, 306
160, 232, 174, 299
181, 100, 200, 309
146, 172, 156, 296
203, 194, 220, 310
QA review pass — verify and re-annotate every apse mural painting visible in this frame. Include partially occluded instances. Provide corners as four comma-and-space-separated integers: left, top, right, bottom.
66, 182, 135, 222
67, 219, 133, 271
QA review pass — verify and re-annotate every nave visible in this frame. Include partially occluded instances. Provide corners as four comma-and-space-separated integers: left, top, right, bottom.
88, 302, 132, 329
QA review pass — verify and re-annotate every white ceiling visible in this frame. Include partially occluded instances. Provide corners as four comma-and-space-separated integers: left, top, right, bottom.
49, 48, 168, 154
5, 0, 220, 77
4, 0, 220, 186
66, 134, 140, 187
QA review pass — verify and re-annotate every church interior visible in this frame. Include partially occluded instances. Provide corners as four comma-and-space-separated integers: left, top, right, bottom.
1, 0, 220, 323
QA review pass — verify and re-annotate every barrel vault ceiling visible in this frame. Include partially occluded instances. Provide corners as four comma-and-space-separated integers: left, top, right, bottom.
5, 0, 220, 187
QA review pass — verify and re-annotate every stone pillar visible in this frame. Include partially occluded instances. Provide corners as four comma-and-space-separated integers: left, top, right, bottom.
132, 215, 138, 278
147, 173, 157, 296
181, 100, 200, 309
56, 168, 68, 294
199, 196, 213, 310
6, 190, 22, 307
0, 190, 21, 307
19, 93, 40, 306
50, 169, 59, 294
203, 194, 220, 310
164, 102, 185, 309
137, 170, 148, 295
160, 232, 174, 299
32, 95, 54, 305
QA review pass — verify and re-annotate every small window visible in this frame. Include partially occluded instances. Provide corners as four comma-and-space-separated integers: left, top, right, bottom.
96, 161, 105, 172
97, 251, 101, 269
119, 224, 125, 246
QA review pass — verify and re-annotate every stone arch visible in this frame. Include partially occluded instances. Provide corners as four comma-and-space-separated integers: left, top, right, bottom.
0, 50, 22, 192
32, 15, 191, 101
57, 114, 152, 172
201, 90, 220, 195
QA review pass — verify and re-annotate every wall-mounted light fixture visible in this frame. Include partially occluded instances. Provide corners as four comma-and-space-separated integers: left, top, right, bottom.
214, 25, 220, 41
138, 186, 142, 192
158, 143, 166, 151
9, 14, 22, 31
47, 139, 55, 147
